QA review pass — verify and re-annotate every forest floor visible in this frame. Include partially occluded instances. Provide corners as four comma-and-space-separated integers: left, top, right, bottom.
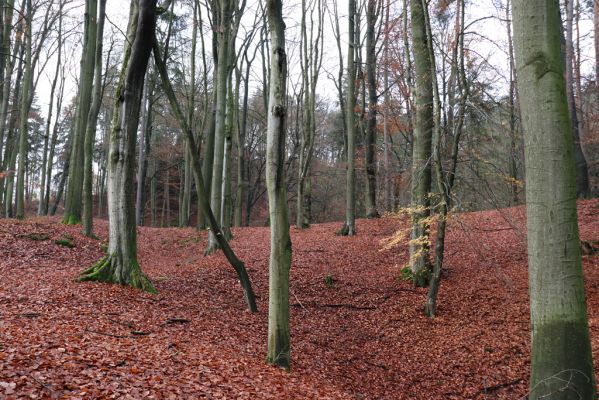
1, 201, 599, 399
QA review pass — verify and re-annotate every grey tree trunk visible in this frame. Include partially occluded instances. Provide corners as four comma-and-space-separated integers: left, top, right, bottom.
265, 0, 291, 370
152, 35, 257, 312
14, 0, 32, 220
64, 0, 98, 225
564, 0, 589, 198
513, 0, 596, 397
408, 0, 433, 287
364, 0, 379, 219
79, 0, 157, 293
338, 0, 357, 236
135, 70, 155, 226
83, 0, 106, 236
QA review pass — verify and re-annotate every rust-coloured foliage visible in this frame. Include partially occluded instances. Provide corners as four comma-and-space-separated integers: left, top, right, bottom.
1, 201, 599, 398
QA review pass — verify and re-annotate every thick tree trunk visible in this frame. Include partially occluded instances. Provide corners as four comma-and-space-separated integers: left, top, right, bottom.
364, 0, 379, 219
513, 0, 596, 397
83, 0, 106, 236
265, 0, 291, 370
79, 0, 156, 293
408, 0, 433, 287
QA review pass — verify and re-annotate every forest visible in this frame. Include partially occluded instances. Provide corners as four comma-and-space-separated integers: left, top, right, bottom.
0, 0, 598, 398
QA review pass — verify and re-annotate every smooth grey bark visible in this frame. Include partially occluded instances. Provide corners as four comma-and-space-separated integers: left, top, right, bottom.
265, 0, 291, 370
408, 0, 433, 287
83, 0, 106, 236
513, 0, 596, 397
79, 0, 156, 293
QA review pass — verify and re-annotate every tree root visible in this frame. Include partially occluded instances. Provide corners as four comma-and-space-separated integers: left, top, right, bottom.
336, 223, 356, 236
79, 256, 157, 294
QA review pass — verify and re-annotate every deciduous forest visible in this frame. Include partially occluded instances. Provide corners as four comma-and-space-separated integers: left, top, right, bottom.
1, 0, 598, 398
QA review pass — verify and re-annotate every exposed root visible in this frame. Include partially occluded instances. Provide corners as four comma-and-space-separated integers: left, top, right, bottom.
336, 223, 356, 236
204, 235, 221, 256
79, 255, 157, 294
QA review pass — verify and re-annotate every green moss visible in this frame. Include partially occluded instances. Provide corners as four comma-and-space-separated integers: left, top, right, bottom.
324, 274, 334, 287
530, 320, 596, 399
79, 255, 157, 294
62, 213, 81, 226
55, 238, 75, 248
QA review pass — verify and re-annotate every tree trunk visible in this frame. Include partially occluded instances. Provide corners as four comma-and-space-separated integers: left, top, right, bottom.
83, 0, 106, 236
338, 0, 357, 236
136, 70, 155, 226
63, 0, 98, 225
408, 0, 433, 287
364, 0, 379, 219
513, 0, 596, 397
265, 0, 291, 370
14, 0, 32, 219
79, 0, 157, 293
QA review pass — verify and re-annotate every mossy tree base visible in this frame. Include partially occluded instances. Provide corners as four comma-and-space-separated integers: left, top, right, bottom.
79, 255, 157, 294
62, 213, 81, 226
336, 223, 356, 236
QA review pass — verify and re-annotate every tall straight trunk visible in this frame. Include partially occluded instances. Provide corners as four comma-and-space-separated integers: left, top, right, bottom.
364, 0, 379, 219
136, 70, 155, 226
382, 0, 391, 212
205, 0, 233, 253
506, 0, 519, 205
0, 0, 14, 179
339, 0, 357, 236
79, 0, 157, 293
161, 166, 169, 227
595, 0, 599, 105
83, 0, 106, 236
43, 77, 65, 215
513, 0, 596, 397
408, 0, 433, 287
63, 0, 98, 225
234, 53, 252, 227
153, 35, 257, 312
15, 0, 33, 219
265, 0, 291, 370
39, 3, 63, 215
564, 0, 589, 198
221, 72, 235, 239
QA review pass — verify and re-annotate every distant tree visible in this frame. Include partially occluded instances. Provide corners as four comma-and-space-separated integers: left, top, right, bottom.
513, 0, 596, 397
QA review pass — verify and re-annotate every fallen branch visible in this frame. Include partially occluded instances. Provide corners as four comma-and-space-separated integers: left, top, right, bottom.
84, 328, 131, 339
164, 318, 191, 325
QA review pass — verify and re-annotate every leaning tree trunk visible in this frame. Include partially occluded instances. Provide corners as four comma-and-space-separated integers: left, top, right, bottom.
79, 0, 157, 293
408, 0, 433, 287
338, 0, 357, 236
513, 0, 597, 398
83, 0, 106, 236
265, 0, 291, 370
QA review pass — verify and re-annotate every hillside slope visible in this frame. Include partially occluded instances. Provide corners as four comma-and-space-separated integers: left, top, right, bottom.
1, 201, 599, 399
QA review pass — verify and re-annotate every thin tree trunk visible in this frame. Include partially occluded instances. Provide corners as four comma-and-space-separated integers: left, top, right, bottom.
265, 0, 291, 370
408, 0, 433, 287
83, 0, 106, 236
136, 70, 154, 226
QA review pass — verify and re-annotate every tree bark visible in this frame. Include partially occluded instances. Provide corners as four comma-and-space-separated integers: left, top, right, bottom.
265, 0, 291, 370
513, 0, 596, 397
79, 0, 157, 293
408, 0, 433, 287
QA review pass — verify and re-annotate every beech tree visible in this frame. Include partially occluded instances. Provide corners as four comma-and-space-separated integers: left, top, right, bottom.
265, 0, 291, 369
513, 0, 596, 397
79, 0, 157, 292
409, 0, 433, 287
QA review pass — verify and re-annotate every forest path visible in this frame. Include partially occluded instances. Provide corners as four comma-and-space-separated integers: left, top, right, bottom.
1, 201, 599, 398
